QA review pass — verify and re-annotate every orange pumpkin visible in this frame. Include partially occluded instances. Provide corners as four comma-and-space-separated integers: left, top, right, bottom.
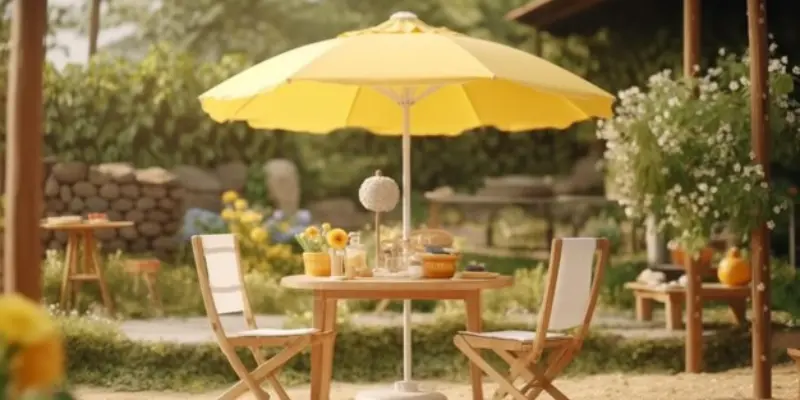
717, 247, 752, 286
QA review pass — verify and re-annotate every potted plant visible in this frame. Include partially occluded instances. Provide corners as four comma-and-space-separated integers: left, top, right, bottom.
597, 43, 800, 260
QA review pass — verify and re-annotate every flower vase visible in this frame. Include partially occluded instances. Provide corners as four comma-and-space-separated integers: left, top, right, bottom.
303, 252, 331, 277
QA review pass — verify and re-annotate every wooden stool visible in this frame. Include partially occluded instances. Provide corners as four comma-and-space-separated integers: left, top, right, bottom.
625, 282, 750, 330
125, 259, 163, 315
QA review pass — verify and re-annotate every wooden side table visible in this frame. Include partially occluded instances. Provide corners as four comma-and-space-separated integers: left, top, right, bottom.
625, 282, 750, 330
42, 220, 134, 314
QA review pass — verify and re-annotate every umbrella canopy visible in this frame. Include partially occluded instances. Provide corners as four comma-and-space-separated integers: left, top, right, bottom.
199, 12, 614, 135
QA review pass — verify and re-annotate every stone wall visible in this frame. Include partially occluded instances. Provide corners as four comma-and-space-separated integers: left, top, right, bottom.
42, 162, 185, 258
171, 162, 248, 212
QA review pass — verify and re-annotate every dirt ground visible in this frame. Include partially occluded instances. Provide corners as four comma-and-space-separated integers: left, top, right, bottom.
76, 365, 799, 400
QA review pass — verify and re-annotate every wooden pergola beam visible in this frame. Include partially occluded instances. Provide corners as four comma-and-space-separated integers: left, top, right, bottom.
682, 0, 704, 374
3, 0, 47, 299
746, 0, 771, 398
505, 0, 609, 26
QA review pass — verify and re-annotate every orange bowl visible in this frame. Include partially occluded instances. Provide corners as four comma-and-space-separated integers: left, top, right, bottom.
421, 253, 460, 279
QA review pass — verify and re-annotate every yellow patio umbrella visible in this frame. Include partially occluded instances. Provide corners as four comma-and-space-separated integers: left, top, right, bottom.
200, 11, 613, 400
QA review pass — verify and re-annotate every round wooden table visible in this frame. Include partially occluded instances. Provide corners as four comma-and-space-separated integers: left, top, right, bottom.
280, 274, 513, 400
42, 220, 134, 314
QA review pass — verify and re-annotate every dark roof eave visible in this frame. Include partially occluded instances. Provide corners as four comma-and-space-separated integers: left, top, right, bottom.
506, 0, 611, 28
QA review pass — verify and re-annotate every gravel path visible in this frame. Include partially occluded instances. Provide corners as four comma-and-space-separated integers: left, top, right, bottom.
76, 365, 799, 399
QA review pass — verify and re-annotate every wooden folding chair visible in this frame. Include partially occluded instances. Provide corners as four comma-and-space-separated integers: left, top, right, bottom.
191, 234, 334, 400
454, 237, 610, 400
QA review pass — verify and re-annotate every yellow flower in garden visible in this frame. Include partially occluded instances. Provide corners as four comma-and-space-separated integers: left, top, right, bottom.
326, 228, 348, 250
304, 225, 320, 239
221, 208, 236, 221
241, 210, 263, 224
12, 333, 65, 393
0, 294, 65, 393
0, 294, 55, 345
234, 199, 248, 211
222, 190, 239, 204
321, 222, 331, 232
250, 227, 268, 242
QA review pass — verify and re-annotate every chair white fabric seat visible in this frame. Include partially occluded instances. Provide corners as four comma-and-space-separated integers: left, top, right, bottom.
230, 328, 318, 338
460, 330, 568, 342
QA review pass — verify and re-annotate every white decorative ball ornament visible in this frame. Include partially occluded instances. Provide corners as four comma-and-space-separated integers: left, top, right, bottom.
359, 170, 400, 213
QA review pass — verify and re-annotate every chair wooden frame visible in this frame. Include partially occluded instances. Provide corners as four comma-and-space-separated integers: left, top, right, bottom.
192, 234, 334, 400
454, 237, 610, 400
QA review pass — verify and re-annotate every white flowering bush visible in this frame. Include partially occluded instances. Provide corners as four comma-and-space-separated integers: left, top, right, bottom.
598, 42, 800, 252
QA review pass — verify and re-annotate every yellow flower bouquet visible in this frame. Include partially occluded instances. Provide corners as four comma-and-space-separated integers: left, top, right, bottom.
0, 294, 74, 400
295, 223, 349, 277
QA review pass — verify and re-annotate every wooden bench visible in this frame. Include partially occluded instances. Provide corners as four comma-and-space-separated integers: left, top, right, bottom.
624, 282, 750, 330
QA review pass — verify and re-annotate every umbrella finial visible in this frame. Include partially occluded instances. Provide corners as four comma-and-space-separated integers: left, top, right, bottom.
390, 11, 418, 21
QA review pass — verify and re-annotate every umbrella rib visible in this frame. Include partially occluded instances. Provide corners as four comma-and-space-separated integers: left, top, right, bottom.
342, 86, 362, 126
445, 36, 496, 80
557, 92, 591, 121
460, 84, 484, 129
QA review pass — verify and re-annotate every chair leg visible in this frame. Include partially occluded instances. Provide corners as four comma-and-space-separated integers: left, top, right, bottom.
454, 336, 528, 400
523, 348, 575, 400
222, 337, 311, 399
267, 375, 291, 400
492, 349, 537, 399
250, 346, 291, 400
217, 342, 271, 400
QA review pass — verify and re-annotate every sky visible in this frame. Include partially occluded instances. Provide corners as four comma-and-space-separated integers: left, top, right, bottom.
47, 0, 138, 69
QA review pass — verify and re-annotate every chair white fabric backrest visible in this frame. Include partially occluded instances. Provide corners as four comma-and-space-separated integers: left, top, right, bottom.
546, 237, 597, 331
196, 234, 246, 315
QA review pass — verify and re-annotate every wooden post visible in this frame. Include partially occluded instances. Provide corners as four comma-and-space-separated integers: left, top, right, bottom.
683, 0, 703, 374
747, 0, 771, 397
3, 0, 47, 298
87, 0, 102, 58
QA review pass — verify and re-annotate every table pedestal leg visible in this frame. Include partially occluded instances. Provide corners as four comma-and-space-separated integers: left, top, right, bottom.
311, 292, 337, 400
464, 291, 483, 400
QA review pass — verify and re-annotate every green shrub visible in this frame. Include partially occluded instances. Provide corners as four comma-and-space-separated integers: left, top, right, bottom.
59, 315, 772, 392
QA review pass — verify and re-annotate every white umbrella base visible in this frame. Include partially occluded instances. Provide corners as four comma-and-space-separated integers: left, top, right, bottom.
355, 381, 448, 400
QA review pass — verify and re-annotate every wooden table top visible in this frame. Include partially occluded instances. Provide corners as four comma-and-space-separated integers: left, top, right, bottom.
625, 281, 751, 296
280, 274, 513, 292
40, 220, 134, 230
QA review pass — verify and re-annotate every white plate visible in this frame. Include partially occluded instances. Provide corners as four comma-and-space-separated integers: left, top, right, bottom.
46, 216, 82, 225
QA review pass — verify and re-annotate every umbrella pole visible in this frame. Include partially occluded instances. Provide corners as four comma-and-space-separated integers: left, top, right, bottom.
401, 89, 414, 385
